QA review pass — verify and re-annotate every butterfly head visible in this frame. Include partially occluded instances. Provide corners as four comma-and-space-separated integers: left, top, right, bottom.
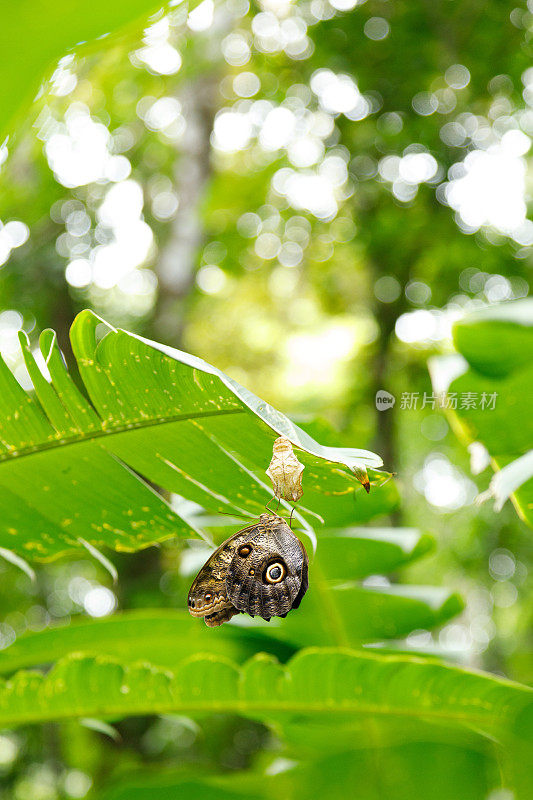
258, 512, 285, 526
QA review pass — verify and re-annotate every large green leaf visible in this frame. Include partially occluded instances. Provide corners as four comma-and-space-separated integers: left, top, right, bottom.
430, 299, 533, 526
0, 649, 531, 742
315, 526, 435, 580
0, 310, 388, 560
437, 361, 533, 457
0, 0, 167, 141
0, 611, 295, 676
452, 299, 533, 378
277, 583, 463, 648
0, 582, 460, 672
99, 741, 531, 800
0, 521, 457, 673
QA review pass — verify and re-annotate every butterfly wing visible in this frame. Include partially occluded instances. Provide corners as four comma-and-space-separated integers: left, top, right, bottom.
290, 554, 308, 610
187, 524, 258, 622
225, 514, 308, 621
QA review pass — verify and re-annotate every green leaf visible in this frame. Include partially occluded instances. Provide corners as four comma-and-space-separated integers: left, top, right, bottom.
245, 744, 530, 800
316, 526, 435, 580
0, 522, 455, 675
0, 649, 530, 744
0, 310, 387, 560
96, 746, 511, 800
101, 767, 260, 800
444, 364, 533, 457
452, 298, 533, 378
0, 610, 296, 676
431, 300, 533, 526
276, 583, 463, 647
102, 776, 262, 800
100, 732, 533, 800
480, 450, 533, 522
0, 0, 167, 140
0, 582, 460, 676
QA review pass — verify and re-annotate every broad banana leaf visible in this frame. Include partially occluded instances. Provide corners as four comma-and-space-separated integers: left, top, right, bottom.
0, 649, 531, 742
0, 310, 389, 560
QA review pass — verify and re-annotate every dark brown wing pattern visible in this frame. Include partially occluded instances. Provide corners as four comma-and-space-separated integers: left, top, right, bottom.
226, 514, 307, 620
188, 514, 309, 626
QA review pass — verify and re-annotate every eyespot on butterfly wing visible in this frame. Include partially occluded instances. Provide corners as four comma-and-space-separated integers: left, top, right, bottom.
225, 513, 308, 621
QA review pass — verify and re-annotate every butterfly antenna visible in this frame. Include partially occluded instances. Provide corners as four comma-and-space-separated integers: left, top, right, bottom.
216, 510, 249, 520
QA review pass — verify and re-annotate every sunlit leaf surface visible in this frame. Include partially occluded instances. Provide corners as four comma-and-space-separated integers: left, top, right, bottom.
0, 310, 387, 559
0, 649, 530, 741
0, 0, 169, 140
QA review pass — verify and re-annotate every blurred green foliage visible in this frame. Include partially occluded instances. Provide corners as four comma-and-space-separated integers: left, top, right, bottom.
432, 300, 533, 525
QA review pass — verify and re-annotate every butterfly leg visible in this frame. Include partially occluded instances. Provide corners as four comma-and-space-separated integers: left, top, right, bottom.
289, 505, 295, 527
265, 495, 281, 513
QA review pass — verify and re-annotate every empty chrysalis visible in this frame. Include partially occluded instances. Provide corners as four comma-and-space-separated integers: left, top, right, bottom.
266, 436, 305, 502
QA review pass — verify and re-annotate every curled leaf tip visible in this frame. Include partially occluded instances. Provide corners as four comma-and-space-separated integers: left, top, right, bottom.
353, 466, 370, 492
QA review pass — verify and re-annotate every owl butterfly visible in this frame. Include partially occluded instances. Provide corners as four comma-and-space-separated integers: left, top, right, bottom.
188, 513, 309, 627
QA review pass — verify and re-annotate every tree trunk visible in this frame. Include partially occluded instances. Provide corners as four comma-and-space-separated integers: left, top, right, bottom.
153, 74, 218, 348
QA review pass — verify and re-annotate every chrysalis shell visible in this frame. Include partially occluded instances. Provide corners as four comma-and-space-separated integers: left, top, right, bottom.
266, 436, 304, 502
